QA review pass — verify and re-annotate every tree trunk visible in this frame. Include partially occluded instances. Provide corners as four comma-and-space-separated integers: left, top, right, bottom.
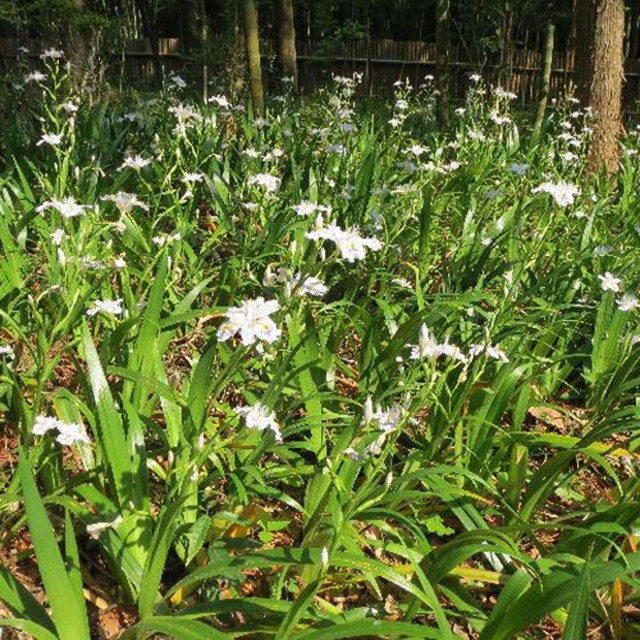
274, 0, 298, 88
533, 22, 555, 139
575, 0, 625, 173
435, 0, 450, 127
241, 0, 265, 115
200, 0, 209, 103
183, 0, 201, 56
137, 0, 164, 87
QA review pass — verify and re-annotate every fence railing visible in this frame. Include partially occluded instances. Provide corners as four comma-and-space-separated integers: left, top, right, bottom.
1, 37, 639, 109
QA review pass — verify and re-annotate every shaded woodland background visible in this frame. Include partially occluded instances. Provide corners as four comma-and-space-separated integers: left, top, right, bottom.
1, 0, 639, 108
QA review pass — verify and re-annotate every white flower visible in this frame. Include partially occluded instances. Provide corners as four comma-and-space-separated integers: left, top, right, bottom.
533, 181, 580, 207
437, 339, 468, 363
493, 87, 517, 100
374, 404, 404, 433
33, 415, 90, 446
335, 229, 382, 262
86, 515, 123, 540
40, 48, 64, 60
37, 133, 63, 146
485, 345, 510, 362
248, 173, 281, 192
168, 73, 187, 88
87, 298, 124, 317
182, 172, 204, 183
152, 232, 181, 246
295, 276, 328, 298
508, 163, 529, 176
101, 192, 149, 212
234, 402, 282, 443
410, 324, 467, 363
293, 200, 330, 217
217, 297, 281, 346
263, 265, 288, 286
37, 196, 88, 219
503, 270, 513, 284
393, 277, 413, 289
455, 107, 466, 116
62, 101, 78, 114
25, 71, 47, 83
56, 421, 91, 446
412, 324, 440, 359
560, 151, 579, 163
470, 73, 482, 83
120, 112, 142, 123
408, 144, 427, 157
489, 112, 511, 126
33, 415, 60, 435
617, 295, 639, 312
50, 228, 65, 245
598, 272, 622, 293
320, 547, 329, 570
113, 257, 127, 269
208, 94, 231, 108
120, 155, 150, 171
306, 222, 381, 262
262, 148, 285, 162
0, 345, 15, 360
169, 103, 200, 122
594, 245, 613, 256
363, 396, 374, 426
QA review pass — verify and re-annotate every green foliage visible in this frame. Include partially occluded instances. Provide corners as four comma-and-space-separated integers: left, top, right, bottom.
1, 57, 640, 639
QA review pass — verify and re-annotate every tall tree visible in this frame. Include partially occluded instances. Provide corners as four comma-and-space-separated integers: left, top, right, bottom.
274, 0, 298, 88
533, 20, 555, 139
435, 0, 451, 126
575, 0, 625, 173
241, 0, 265, 115
136, 0, 164, 86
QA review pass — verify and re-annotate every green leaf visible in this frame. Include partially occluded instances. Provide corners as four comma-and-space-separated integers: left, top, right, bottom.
562, 557, 590, 640
0, 618, 59, 640
138, 497, 187, 619
81, 324, 132, 511
124, 617, 230, 639
294, 619, 441, 639
18, 449, 89, 640
0, 566, 55, 634
480, 552, 640, 640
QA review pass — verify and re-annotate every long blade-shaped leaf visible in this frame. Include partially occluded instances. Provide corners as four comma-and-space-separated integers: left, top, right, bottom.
18, 449, 89, 640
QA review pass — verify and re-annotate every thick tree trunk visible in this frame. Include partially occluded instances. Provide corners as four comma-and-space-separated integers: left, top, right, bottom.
435, 0, 450, 127
575, 0, 624, 173
274, 0, 298, 88
533, 22, 555, 139
242, 0, 265, 115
